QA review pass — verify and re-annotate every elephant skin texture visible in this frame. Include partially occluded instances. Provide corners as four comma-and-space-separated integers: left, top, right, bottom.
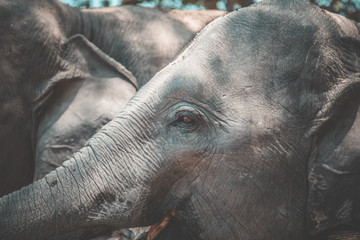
1, 0, 360, 239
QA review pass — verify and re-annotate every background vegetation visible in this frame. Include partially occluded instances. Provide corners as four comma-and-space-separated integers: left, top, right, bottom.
59, 0, 360, 21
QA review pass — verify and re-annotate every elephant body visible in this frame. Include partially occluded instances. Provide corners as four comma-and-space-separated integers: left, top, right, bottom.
0, 0, 224, 196
1, 0, 360, 239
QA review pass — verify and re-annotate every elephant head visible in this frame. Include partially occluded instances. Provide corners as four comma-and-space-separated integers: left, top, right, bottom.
1, 0, 360, 239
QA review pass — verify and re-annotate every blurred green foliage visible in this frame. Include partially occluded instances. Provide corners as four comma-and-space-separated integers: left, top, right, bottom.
310, 0, 360, 21
61, 0, 360, 21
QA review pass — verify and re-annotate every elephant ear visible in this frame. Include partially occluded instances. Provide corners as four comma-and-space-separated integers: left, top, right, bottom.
33, 34, 138, 110
306, 36, 360, 237
31, 34, 138, 150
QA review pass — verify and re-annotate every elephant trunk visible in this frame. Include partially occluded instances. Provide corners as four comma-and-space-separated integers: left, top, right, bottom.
0, 114, 159, 240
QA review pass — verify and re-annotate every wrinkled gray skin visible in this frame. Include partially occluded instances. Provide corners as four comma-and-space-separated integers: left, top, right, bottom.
0, 0, 224, 196
1, 0, 360, 239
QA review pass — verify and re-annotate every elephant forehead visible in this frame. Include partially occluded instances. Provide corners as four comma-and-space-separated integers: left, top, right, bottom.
181, 2, 328, 80
154, 2, 341, 117
156, 63, 226, 111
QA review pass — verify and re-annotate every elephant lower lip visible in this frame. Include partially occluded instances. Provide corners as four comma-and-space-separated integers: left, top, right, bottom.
146, 210, 177, 240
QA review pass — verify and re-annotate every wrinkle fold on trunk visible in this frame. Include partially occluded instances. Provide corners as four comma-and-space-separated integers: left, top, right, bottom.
0, 116, 158, 240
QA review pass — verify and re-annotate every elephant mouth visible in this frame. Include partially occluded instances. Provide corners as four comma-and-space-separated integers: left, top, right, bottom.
146, 212, 174, 240
147, 209, 184, 240
136, 209, 198, 240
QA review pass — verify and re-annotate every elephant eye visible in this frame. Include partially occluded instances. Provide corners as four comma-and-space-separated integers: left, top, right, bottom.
179, 115, 193, 124
171, 111, 197, 130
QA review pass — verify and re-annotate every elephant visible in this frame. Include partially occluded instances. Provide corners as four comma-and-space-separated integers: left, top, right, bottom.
0, 0, 225, 196
1, 0, 360, 239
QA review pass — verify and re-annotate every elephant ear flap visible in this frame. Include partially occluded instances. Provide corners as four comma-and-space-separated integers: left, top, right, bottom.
33, 34, 138, 115
306, 36, 360, 237
31, 34, 138, 143
63, 34, 138, 89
